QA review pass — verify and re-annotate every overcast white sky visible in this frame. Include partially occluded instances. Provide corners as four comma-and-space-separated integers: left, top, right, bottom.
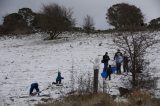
0, 0, 160, 29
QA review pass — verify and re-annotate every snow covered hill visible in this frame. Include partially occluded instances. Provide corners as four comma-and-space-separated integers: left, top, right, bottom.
0, 32, 160, 106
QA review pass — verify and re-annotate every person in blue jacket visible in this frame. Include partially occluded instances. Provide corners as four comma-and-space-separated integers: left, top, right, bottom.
114, 49, 123, 74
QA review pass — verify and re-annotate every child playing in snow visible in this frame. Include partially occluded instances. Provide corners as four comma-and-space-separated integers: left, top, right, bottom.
52, 72, 64, 85
29, 82, 40, 96
105, 65, 112, 80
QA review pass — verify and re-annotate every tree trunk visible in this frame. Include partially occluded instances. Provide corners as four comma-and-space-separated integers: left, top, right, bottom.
132, 54, 137, 88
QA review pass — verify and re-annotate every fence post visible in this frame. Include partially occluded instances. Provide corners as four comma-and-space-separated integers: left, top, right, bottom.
93, 69, 99, 93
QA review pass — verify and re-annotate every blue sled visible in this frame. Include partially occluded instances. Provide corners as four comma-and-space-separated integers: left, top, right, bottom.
111, 66, 117, 73
101, 70, 108, 78
101, 66, 117, 78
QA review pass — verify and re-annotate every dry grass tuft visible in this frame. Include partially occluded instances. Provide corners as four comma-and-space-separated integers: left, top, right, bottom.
37, 90, 160, 106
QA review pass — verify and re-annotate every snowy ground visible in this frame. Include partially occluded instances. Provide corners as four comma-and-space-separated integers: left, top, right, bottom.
0, 32, 160, 106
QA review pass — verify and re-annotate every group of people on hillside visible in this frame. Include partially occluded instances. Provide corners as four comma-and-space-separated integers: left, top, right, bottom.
92, 49, 129, 81
101, 49, 129, 80
29, 49, 129, 96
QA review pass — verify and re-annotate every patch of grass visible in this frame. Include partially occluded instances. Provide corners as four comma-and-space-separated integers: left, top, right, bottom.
36, 93, 126, 106
36, 90, 160, 106
127, 90, 160, 106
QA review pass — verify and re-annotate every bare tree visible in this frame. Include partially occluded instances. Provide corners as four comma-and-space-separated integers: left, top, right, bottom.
114, 32, 159, 88
38, 3, 75, 40
83, 15, 94, 34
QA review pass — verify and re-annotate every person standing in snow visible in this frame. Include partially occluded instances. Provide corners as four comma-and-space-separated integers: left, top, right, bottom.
105, 65, 112, 80
56, 72, 64, 84
29, 82, 40, 96
123, 51, 129, 73
114, 49, 123, 74
101, 52, 110, 70
114, 49, 123, 59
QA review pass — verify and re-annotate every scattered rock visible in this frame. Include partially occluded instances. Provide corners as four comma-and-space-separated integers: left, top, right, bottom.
9, 97, 14, 102
41, 98, 53, 102
119, 87, 131, 97
30, 99, 37, 102
5, 77, 8, 80
70, 44, 73, 48
79, 42, 82, 45
99, 42, 102, 46
67, 90, 77, 95
55, 92, 60, 94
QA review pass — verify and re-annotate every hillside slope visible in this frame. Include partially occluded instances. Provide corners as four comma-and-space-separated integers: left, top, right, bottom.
0, 32, 160, 106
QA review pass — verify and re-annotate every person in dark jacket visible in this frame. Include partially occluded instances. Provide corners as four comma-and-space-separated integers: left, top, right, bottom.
29, 82, 40, 96
105, 65, 112, 80
56, 72, 64, 84
102, 52, 110, 70
114, 49, 123, 74
123, 51, 129, 73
